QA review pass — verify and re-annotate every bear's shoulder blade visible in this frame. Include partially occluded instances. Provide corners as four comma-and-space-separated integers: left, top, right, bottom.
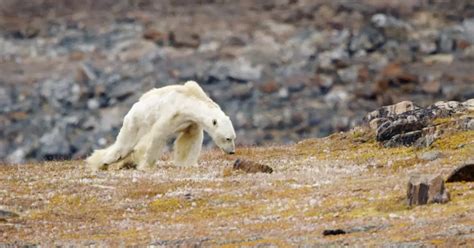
183, 81, 209, 101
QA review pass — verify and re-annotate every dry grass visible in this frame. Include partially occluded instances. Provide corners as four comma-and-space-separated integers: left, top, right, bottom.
1, 125, 474, 246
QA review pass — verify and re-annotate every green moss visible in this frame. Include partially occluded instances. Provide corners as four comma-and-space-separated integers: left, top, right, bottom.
390, 157, 423, 170
149, 197, 189, 212
433, 130, 474, 150
375, 196, 411, 213
432, 117, 452, 125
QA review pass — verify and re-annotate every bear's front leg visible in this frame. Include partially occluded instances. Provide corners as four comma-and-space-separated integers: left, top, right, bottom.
173, 124, 203, 167
137, 121, 169, 171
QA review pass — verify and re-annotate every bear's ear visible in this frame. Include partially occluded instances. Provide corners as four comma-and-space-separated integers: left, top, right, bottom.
212, 119, 217, 126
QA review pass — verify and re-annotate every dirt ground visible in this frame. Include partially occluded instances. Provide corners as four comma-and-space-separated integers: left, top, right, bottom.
1, 124, 473, 247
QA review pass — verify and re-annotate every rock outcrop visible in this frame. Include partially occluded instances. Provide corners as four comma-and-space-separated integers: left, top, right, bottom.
365, 99, 474, 147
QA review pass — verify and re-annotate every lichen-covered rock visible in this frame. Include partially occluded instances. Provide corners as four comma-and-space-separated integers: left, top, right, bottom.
365, 100, 420, 123
407, 174, 450, 206
366, 99, 473, 147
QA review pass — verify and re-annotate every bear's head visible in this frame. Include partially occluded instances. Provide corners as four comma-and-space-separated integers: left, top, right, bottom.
208, 115, 236, 154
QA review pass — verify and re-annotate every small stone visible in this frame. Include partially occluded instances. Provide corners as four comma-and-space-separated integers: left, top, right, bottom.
231, 83, 254, 100
168, 30, 200, 48
464, 119, 474, 130
113, 40, 159, 62
227, 58, 263, 82
87, 99, 100, 110
407, 174, 450, 206
337, 66, 359, 84
437, 31, 455, 53
446, 164, 474, 182
348, 26, 385, 53
419, 151, 442, 161
323, 229, 346, 236
422, 54, 454, 65
422, 80, 441, 94
233, 159, 273, 174
0, 209, 19, 221
76, 62, 97, 83
259, 81, 280, 94
278, 87, 289, 99
143, 28, 165, 45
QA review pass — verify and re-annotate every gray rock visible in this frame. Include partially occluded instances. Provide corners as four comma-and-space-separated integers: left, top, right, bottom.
413, 133, 436, 148
419, 151, 442, 161
437, 29, 459, 53
464, 119, 474, 130
337, 66, 359, 84
349, 26, 385, 53
463, 18, 474, 43
227, 58, 263, 82
39, 78, 81, 109
6, 148, 27, 164
231, 83, 254, 100
0, 209, 19, 220
382, 242, 433, 248
106, 80, 140, 101
87, 98, 100, 110
324, 87, 350, 107
168, 30, 200, 48
38, 125, 71, 159
407, 174, 450, 206
464, 99, 474, 111
371, 13, 411, 40
0, 86, 13, 113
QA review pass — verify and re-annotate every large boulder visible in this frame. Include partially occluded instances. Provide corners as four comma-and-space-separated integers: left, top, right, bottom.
407, 174, 450, 206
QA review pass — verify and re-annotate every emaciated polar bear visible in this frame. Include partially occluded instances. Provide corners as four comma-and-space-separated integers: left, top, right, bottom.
86, 81, 236, 171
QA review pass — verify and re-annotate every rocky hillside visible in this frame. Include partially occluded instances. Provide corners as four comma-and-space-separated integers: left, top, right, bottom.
1, 0, 474, 163
1, 99, 473, 246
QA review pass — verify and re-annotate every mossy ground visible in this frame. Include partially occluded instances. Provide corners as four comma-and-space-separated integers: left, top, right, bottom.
1, 124, 473, 246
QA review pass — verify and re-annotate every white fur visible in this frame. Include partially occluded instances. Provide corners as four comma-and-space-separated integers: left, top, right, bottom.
86, 81, 236, 171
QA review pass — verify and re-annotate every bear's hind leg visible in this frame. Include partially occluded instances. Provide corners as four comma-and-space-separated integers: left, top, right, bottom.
173, 124, 203, 167
102, 114, 142, 165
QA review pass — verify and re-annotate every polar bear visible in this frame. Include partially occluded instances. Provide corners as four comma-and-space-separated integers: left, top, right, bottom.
86, 81, 236, 171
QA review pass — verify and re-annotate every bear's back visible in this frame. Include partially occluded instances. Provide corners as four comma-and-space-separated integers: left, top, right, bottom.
139, 81, 216, 107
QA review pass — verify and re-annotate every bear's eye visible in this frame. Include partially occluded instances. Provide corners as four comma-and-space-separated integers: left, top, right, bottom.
212, 119, 217, 126
226, 138, 231, 141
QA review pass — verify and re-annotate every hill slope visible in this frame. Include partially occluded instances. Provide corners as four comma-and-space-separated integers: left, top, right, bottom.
1, 110, 473, 246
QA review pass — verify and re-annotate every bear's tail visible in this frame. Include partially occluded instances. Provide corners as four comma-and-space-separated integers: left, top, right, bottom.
85, 148, 108, 171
